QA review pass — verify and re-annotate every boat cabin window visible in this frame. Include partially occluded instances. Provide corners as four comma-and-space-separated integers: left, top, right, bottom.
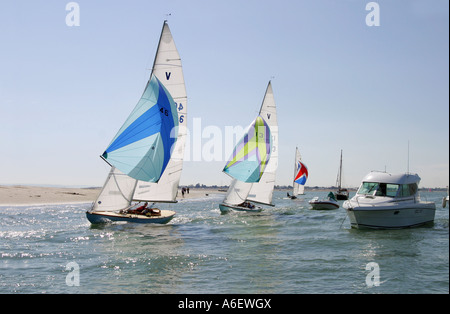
375, 184, 399, 197
357, 182, 399, 197
398, 183, 418, 197
358, 182, 418, 197
357, 182, 378, 195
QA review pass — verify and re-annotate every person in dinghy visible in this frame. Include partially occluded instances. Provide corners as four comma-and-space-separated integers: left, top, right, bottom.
327, 192, 337, 202
238, 201, 256, 209
124, 202, 161, 217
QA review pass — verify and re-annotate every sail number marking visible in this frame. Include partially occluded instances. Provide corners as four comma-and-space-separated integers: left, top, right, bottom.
177, 103, 184, 123
160, 107, 169, 116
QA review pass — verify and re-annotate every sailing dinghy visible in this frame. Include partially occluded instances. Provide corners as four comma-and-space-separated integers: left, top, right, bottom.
86, 21, 187, 224
287, 147, 308, 199
219, 82, 278, 213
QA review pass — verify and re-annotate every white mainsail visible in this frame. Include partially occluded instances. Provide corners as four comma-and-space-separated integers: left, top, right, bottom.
93, 21, 186, 212
222, 81, 278, 207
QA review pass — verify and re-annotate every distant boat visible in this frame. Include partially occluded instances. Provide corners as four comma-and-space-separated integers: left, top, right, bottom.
287, 147, 308, 199
309, 192, 339, 210
442, 186, 449, 208
335, 150, 349, 200
86, 21, 187, 224
219, 82, 278, 213
343, 171, 436, 229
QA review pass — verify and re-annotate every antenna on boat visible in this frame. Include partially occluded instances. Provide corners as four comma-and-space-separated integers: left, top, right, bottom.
407, 140, 410, 174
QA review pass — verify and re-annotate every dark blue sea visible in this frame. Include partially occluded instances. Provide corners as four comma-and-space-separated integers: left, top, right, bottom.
0, 190, 448, 294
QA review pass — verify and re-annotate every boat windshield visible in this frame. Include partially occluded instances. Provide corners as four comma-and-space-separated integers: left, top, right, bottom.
357, 182, 378, 195
357, 182, 399, 197
358, 182, 418, 198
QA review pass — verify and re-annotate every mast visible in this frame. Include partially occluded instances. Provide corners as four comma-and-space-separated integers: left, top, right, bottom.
337, 150, 343, 190
407, 140, 410, 174
292, 147, 298, 196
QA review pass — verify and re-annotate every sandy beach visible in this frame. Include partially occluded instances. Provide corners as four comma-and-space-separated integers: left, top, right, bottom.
0, 185, 225, 206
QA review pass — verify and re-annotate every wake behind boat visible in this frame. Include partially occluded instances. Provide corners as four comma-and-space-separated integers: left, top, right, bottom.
219, 82, 278, 213
343, 171, 436, 229
86, 21, 187, 224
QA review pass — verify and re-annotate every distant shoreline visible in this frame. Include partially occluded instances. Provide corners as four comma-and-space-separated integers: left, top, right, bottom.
0, 185, 224, 206
1, 184, 445, 207
0, 185, 101, 206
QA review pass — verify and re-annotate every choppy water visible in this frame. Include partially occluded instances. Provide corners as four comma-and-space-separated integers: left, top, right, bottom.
0, 190, 448, 294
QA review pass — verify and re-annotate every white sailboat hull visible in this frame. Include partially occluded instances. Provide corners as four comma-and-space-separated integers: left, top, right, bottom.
344, 203, 435, 229
219, 203, 262, 213
86, 210, 175, 224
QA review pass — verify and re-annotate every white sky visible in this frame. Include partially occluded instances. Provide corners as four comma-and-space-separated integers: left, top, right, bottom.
1, 0, 448, 188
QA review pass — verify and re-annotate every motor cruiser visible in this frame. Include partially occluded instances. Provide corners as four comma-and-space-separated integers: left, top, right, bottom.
343, 171, 435, 229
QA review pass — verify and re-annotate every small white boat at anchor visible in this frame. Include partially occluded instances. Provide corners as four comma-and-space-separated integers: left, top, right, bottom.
442, 186, 449, 208
309, 192, 340, 210
343, 171, 436, 229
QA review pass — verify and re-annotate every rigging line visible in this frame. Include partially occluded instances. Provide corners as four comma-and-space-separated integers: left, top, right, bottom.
339, 213, 347, 229
112, 170, 135, 204
152, 63, 182, 68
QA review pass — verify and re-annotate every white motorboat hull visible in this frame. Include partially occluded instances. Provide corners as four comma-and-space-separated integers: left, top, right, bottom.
86, 210, 175, 224
309, 200, 339, 210
219, 203, 262, 213
345, 203, 435, 229
345, 171, 437, 229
